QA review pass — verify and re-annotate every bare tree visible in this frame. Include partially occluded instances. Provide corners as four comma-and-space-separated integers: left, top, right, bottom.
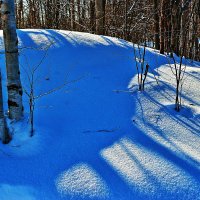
21, 45, 50, 136
167, 53, 186, 111
70, 0, 75, 30
95, 0, 105, 35
169, 0, 198, 111
153, 0, 160, 50
133, 43, 149, 91
133, 22, 150, 92
1, 0, 23, 120
90, 0, 95, 33
16, 0, 24, 28
20, 42, 85, 136
159, 0, 167, 54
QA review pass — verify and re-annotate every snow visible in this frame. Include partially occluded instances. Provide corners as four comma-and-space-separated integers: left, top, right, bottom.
0, 184, 38, 200
0, 29, 199, 199
55, 163, 110, 199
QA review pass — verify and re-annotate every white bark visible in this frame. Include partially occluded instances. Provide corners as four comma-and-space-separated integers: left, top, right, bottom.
1, 0, 23, 120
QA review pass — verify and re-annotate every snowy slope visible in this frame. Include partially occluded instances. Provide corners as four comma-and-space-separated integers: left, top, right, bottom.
0, 29, 199, 200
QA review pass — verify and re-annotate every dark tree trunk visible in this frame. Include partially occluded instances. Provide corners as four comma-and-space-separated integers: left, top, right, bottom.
0, 71, 10, 144
153, 0, 160, 50
90, 0, 95, 33
70, 0, 75, 30
95, 0, 105, 35
160, 0, 165, 54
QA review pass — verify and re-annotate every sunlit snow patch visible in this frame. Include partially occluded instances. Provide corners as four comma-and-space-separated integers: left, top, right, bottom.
100, 137, 200, 199
55, 163, 110, 199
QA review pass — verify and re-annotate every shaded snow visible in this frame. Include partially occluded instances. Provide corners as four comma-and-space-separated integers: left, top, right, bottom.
0, 184, 38, 200
0, 29, 199, 199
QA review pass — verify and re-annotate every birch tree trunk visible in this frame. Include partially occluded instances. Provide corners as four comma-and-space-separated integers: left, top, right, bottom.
0, 71, 10, 144
1, 0, 23, 120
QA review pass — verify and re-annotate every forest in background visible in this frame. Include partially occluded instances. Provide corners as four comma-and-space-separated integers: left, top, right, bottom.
8, 0, 200, 61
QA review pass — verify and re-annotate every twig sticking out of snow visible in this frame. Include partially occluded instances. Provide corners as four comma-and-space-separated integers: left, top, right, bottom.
83, 128, 119, 133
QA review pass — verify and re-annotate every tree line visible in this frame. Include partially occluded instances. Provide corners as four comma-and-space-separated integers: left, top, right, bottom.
11, 0, 200, 61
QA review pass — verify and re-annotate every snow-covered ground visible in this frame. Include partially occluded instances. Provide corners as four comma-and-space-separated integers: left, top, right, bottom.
0, 29, 199, 200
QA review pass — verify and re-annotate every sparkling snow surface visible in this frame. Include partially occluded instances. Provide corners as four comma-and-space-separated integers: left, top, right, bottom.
56, 163, 110, 199
0, 30, 199, 200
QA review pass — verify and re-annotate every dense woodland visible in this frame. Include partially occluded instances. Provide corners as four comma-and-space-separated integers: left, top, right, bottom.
10, 0, 200, 61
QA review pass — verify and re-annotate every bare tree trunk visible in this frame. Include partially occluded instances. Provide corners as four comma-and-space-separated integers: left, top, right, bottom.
90, 0, 95, 33
0, 71, 10, 144
45, 0, 51, 28
54, 0, 60, 29
95, 0, 105, 35
18, 0, 24, 28
39, 0, 45, 28
29, 88, 34, 136
81, 0, 86, 25
123, 0, 128, 40
153, 0, 160, 50
160, 0, 165, 54
1, 0, 23, 120
70, 0, 75, 30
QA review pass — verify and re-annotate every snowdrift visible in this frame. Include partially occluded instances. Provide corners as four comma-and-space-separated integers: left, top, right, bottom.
0, 29, 199, 200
